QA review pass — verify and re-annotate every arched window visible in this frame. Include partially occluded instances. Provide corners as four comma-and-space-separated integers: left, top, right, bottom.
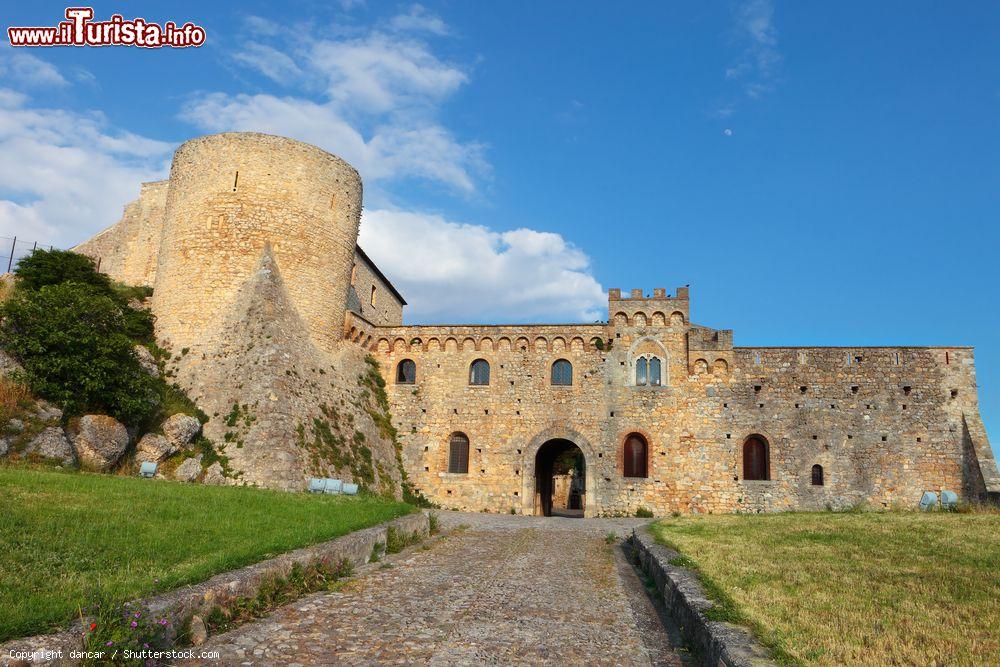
634, 355, 663, 387
623, 433, 648, 478
469, 359, 490, 385
742, 435, 770, 481
396, 359, 416, 384
649, 357, 661, 386
636, 357, 647, 385
811, 464, 824, 486
448, 432, 469, 473
551, 359, 572, 385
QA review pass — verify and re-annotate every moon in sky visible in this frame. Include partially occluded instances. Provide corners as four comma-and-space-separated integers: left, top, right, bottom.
723, 128, 733, 136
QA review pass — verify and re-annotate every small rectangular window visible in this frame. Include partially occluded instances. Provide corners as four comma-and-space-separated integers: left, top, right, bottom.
370, 285, 377, 306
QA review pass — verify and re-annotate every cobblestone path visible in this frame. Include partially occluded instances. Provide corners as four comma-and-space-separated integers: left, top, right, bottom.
187, 512, 691, 666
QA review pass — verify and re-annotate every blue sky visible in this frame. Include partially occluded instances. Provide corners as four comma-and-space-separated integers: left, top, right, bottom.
1, 1, 998, 449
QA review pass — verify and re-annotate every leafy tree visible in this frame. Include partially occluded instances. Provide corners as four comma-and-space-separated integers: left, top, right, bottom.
14, 249, 113, 293
13, 249, 154, 341
0, 282, 158, 424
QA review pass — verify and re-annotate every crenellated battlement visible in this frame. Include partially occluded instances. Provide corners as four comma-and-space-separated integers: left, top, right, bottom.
608, 286, 689, 301
606, 286, 690, 329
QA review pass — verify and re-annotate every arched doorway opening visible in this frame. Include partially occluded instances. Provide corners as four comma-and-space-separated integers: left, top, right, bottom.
534, 439, 586, 517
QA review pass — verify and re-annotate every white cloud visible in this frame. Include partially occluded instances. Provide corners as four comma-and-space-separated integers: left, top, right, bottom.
180, 93, 486, 192
182, 9, 485, 193
726, 0, 780, 99
358, 208, 606, 323
389, 5, 452, 36
0, 46, 67, 88
0, 89, 171, 247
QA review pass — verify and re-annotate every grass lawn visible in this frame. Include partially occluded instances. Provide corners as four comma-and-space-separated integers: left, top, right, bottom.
0, 465, 412, 642
650, 511, 1000, 666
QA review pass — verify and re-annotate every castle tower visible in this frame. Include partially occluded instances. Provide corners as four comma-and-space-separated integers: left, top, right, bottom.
151, 132, 362, 355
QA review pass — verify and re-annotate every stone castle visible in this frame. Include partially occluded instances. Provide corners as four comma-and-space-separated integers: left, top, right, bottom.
77, 132, 1000, 515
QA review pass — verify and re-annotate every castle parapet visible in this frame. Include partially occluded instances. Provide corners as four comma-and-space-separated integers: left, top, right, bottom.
608, 286, 690, 328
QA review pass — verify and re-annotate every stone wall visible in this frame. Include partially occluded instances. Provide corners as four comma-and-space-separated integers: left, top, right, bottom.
74, 180, 168, 286
153, 133, 361, 357
367, 288, 998, 516
348, 248, 404, 327
73, 133, 403, 494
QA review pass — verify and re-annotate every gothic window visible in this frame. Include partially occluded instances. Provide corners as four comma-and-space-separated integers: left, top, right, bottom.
469, 359, 490, 385
448, 432, 469, 473
811, 464, 824, 486
370, 285, 377, 306
551, 359, 573, 386
623, 433, 648, 478
743, 435, 770, 481
396, 359, 416, 384
649, 357, 661, 386
634, 354, 663, 386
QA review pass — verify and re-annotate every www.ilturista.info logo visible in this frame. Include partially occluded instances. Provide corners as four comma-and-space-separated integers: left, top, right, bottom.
7, 7, 206, 48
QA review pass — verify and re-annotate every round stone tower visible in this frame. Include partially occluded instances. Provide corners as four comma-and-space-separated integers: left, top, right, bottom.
152, 132, 362, 355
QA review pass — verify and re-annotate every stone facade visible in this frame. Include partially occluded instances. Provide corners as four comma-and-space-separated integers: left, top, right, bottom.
369, 287, 999, 515
76, 132, 999, 513
75, 180, 168, 286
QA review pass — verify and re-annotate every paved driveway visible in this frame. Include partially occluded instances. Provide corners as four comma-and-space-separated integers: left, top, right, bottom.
187, 512, 691, 666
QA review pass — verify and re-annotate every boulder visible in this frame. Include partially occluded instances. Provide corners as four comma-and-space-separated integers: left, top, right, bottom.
7, 418, 24, 434
71, 415, 129, 471
162, 414, 201, 449
33, 400, 63, 422
203, 461, 226, 485
189, 615, 207, 646
174, 456, 202, 482
27, 427, 75, 465
135, 433, 177, 463
134, 344, 159, 377
0, 349, 23, 377
0, 438, 8, 457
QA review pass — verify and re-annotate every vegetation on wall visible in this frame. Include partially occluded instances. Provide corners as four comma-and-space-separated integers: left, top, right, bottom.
360, 354, 437, 507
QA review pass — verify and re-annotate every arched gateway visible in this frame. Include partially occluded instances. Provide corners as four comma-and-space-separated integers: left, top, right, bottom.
524, 426, 597, 517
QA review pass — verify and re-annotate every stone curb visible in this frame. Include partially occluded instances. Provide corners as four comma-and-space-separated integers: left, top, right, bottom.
1, 511, 429, 666
630, 527, 776, 667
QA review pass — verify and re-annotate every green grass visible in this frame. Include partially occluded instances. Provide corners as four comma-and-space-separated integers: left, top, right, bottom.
650, 511, 1000, 666
0, 465, 412, 642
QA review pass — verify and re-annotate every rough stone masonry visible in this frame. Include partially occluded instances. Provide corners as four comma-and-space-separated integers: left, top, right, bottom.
76, 131, 1000, 514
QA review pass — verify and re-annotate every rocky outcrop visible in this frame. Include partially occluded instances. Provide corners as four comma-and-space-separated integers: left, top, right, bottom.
203, 461, 226, 485
70, 415, 129, 471
174, 456, 202, 482
134, 344, 159, 377
0, 438, 8, 457
174, 247, 403, 494
135, 433, 177, 463
162, 413, 201, 449
27, 427, 75, 465
33, 401, 63, 422
0, 350, 23, 377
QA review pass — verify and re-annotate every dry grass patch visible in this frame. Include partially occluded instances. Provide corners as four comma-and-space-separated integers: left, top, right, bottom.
0, 376, 33, 423
651, 511, 999, 666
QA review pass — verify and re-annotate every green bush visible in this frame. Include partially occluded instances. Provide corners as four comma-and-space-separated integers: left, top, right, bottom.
14, 249, 113, 293
13, 249, 154, 341
0, 282, 158, 424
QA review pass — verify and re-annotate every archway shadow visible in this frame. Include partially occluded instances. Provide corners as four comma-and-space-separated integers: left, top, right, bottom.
535, 438, 586, 517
